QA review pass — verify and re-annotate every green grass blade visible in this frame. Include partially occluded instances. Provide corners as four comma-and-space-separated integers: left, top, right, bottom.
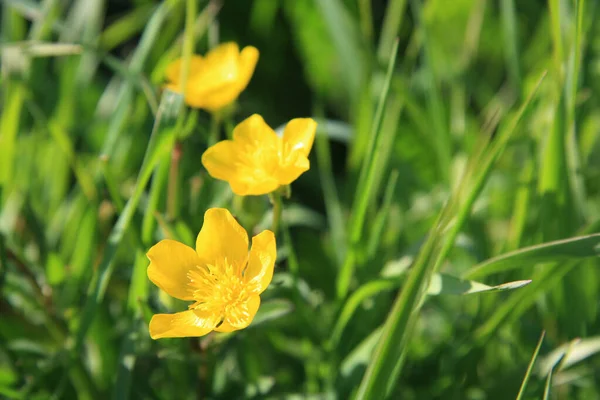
99, 3, 157, 51
464, 233, 600, 279
542, 369, 553, 400
74, 90, 183, 351
500, 0, 521, 89
330, 279, 399, 348
338, 39, 399, 299
376, 0, 407, 64
315, 117, 347, 264
0, 83, 25, 186
112, 327, 137, 400
515, 331, 545, 400
428, 274, 531, 296
366, 169, 399, 258
539, 336, 600, 376
354, 71, 546, 400
315, 0, 365, 100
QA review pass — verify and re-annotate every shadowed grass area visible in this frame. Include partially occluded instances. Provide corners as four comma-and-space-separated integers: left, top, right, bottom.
2, 0, 600, 399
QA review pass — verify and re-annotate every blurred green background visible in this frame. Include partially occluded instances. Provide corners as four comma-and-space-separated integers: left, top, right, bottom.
2, 0, 600, 399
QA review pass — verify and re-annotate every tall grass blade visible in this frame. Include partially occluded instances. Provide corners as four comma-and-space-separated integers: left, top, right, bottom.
338, 39, 399, 299
515, 331, 545, 400
74, 91, 183, 351
355, 72, 546, 400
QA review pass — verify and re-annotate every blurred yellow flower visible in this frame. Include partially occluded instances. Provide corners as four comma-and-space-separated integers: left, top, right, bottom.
202, 114, 317, 196
147, 208, 276, 339
165, 42, 259, 112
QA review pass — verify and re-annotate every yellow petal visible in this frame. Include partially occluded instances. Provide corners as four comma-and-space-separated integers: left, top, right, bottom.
214, 295, 261, 332
231, 178, 280, 196
282, 118, 317, 159
193, 43, 240, 91
149, 310, 217, 339
201, 136, 280, 196
232, 114, 280, 150
203, 114, 282, 195
189, 85, 240, 111
244, 230, 276, 294
147, 240, 199, 301
235, 46, 259, 92
274, 155, 310, 186
195, 208, 248, 269
165, 56, 204, 89
190, 46, 257, 111
201, 140, 242, 181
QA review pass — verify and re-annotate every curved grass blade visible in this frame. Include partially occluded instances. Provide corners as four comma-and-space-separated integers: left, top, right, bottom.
464, 233, 600, 280
538, 337, 600, 377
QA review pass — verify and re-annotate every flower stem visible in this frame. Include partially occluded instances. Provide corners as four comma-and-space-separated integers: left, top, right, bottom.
167, 141, 182, 221
179, 0, 197, 96
208, 114, 221, 146
269, 191, 283, 234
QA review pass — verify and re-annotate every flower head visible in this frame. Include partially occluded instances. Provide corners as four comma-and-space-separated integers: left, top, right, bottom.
165, 42, 259, 112
147, 208, 276, 339
202, 114, 317, 196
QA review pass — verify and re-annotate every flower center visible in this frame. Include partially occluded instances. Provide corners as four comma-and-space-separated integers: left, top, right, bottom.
187, 259, 252, 325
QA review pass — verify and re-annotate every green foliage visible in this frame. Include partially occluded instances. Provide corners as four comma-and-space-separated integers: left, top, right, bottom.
1, 0, 600, 399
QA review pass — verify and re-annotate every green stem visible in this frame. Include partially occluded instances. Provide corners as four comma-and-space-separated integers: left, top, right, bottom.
167, 141, 182, 221
179, 0, 197, 96
269, 191, 283, 235
208, 114, 221, 146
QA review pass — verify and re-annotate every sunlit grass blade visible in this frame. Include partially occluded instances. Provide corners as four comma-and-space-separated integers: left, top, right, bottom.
0, 83, 25, 187
427, 274, 531, 296
515, 331, 545, 400
539, 336, 600, 376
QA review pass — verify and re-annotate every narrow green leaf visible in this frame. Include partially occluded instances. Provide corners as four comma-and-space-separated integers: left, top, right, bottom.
338, 39, 399, 299
355, 71, 546, 400
515, 331, 545, 400
113, 327, 138, 400
99, 3, 157, 51
315, 0, 365, 100
74, 90, 183, 351
464, 233, 600, 279
340, 326, 384, 378
542, 369, 553, 400
330, 280, 398, 348
427, 274, 531, 296
538, 337, 600, 376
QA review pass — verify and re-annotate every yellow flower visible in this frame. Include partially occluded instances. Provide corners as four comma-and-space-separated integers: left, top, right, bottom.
165, 42, 259, 112
202, 114, 317, 196
146, 208, 276, 339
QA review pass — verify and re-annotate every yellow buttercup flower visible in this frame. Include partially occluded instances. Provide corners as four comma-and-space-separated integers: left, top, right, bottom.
202, 114, 317, 196
146, 208, 276, 339
165, 42, 259, 112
